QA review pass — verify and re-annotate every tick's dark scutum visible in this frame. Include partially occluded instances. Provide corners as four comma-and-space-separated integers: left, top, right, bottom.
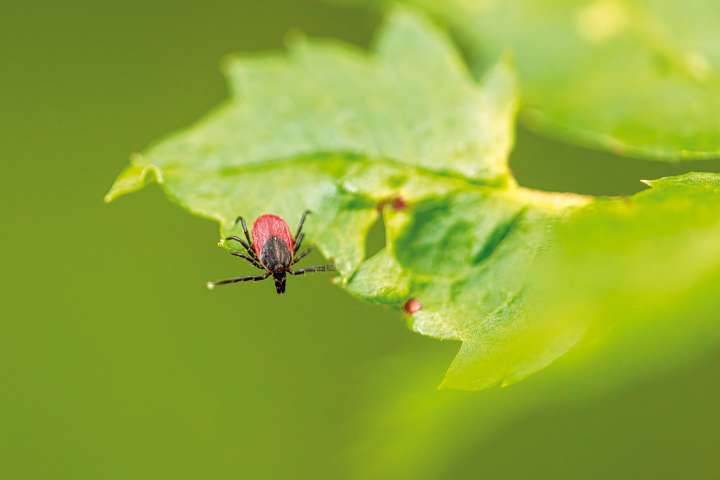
261, 236, 293, 293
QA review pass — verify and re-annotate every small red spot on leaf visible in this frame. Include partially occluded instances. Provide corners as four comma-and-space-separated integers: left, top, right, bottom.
378, 196, 408, 212
391, 197, 408, 211
403, 298, 422, 315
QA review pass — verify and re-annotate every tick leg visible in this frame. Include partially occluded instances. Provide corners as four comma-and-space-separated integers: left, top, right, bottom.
224, 235, 259, 260
207, 272, 270, 289
234, 216, 254, 247
294, 210, 311, 242
225, 235, 251, 250
231, 252, 264, 270
294, 232, 305, 254
289, 264, 335, 275
292, 248, 312, 265
227, 216, 258, 259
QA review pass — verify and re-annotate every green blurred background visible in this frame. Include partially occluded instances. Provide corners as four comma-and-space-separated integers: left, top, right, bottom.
3, 1, 720, 479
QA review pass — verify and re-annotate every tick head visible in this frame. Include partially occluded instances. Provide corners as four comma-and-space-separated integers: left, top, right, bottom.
269, 256, 288, 294
273, 271, 287, 294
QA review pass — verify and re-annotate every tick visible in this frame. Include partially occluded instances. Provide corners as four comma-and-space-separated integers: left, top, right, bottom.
207, 210, 335, 294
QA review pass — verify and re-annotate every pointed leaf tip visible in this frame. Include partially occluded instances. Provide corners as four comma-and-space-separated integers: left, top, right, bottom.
104, 159, 163, 203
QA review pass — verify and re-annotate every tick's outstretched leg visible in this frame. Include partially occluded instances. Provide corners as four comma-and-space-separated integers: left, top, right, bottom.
231, 252, 264, 270
224, 235, 255, 255
226, 215, 260, 261
234, 216, 253, 247
290, 264, 335, 275
294, 233, 305, 254
292, 248, 312, 265
293, 210, 310, 253
295, 210, 311, 239
207, 272, 270, 289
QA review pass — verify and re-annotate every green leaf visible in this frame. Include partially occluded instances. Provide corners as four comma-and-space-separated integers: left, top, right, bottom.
104, 6, 720, 394
106, 9, 592, 389
348, 172, 720, 390
347, 187, 589, 390
530, 171, 720, 386
106, 9, 519, 275
384, 0, 720, 160
349, 172, 720, 478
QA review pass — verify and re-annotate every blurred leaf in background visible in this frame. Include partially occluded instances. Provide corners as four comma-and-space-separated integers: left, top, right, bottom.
355, 0, 720, 160
532, 172, 720, 387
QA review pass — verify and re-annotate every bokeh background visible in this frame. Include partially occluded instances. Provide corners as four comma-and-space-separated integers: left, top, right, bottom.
3, 1, 720, 479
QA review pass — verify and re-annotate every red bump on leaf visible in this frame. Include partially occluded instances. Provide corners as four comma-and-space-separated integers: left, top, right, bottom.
378, 196, 408, 212
391, 197, 408, 211
403, 298, 422, 315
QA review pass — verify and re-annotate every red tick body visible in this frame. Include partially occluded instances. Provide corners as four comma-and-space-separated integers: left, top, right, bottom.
252, 214, 295, 259
208, 210, 336, 294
